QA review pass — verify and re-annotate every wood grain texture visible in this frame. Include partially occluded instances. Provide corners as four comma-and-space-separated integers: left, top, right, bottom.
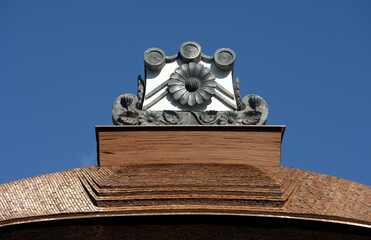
1, 165, 370, 228
96, 126, 285, 166
80, 164, 297, 209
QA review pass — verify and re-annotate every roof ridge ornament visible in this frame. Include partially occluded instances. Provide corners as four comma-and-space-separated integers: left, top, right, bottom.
112, 41, 268, 125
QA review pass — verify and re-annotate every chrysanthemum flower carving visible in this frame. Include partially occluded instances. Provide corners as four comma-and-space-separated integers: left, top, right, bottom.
139, 111, 162, 125
168, 62, 216, 107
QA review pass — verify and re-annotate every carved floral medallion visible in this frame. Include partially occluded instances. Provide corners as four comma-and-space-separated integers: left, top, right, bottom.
168, 62, 216, 107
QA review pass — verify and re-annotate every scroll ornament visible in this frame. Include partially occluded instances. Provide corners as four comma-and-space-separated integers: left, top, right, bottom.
112, 42, 268, 125
112, 85, 268, 126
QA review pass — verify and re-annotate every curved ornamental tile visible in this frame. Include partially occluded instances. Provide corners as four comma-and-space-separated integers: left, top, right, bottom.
112, 41, 269, 125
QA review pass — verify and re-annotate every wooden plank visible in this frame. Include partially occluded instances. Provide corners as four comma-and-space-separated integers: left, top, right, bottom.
96, 126, 285, 167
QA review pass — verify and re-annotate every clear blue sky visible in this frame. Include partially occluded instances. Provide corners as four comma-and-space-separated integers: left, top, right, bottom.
0, 0, 370, 185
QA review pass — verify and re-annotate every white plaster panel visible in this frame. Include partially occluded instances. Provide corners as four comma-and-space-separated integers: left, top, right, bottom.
143, 59, 236, 111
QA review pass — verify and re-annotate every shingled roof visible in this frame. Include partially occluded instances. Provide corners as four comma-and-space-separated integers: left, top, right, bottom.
1, 164, 370, 228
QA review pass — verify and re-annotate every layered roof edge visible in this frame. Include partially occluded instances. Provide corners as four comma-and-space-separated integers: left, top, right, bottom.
0, 165, 370, 228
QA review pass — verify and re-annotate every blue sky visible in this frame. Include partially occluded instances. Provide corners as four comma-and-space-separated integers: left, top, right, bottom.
0, 0, 370, 186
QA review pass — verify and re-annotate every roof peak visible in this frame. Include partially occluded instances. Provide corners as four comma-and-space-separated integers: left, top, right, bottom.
112, 41, 268, 126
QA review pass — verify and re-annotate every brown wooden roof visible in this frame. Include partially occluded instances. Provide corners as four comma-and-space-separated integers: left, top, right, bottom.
0, 164, 370, 228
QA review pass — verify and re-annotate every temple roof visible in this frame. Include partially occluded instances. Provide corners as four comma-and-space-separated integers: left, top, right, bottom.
1, 164, 370, 228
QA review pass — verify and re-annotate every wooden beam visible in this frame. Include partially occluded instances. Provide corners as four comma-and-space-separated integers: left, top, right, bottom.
96, 125, 285, 167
